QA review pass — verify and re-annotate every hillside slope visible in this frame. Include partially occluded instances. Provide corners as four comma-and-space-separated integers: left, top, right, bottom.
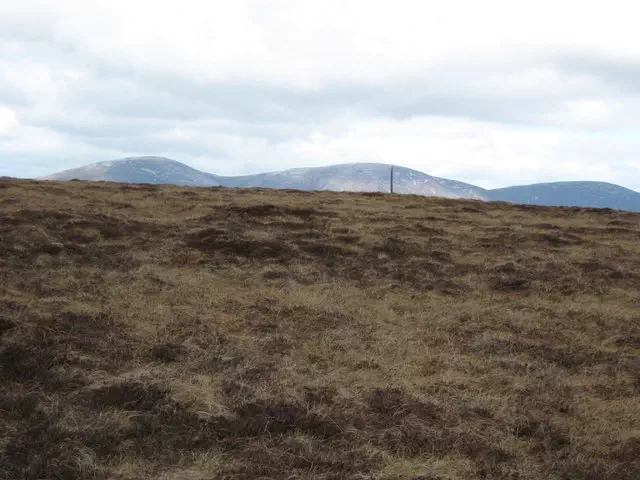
221, 163, 488, 199
43, 156, 222, 186
488, 181, 640, 212
2, 179, 638, 480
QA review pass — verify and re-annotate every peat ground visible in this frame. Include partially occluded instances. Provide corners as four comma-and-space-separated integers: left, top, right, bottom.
1, 178, 639, 479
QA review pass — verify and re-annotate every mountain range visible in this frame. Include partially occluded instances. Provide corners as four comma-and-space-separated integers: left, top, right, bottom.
42, 156, 640, 212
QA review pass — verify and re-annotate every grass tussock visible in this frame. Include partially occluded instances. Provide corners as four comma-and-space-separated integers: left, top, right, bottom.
0, 178, 639, 479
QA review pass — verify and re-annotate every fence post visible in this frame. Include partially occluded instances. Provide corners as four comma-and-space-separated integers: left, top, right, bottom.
390, 165, 394, 194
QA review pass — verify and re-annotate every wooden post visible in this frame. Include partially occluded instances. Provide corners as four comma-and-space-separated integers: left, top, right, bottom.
390, 165, 394, 194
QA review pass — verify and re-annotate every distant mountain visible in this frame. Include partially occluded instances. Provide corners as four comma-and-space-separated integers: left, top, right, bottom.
487, 182, 640, 212
42, 156, 222, 186
44, 158, 487, 199
42, 156, 640, 212
221, 163, 488, 199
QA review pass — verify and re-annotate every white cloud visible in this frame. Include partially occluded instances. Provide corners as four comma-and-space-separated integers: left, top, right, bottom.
0, 0, 640, 190
0, 106, 17, 135
544, 99, 614, 128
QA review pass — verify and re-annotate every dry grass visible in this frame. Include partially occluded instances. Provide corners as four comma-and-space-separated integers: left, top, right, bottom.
1, 178, 639, 480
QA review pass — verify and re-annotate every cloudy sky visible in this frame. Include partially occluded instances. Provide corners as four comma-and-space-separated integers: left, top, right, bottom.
1, 0, 639, 189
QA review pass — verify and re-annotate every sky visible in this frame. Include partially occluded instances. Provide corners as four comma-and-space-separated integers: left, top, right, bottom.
0, 0, 639, 190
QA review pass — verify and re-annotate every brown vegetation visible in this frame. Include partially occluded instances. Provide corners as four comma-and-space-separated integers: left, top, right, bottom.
1, 178, 639, 479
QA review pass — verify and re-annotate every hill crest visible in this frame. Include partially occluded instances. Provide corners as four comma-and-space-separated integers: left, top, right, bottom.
43, 156, 640, 211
